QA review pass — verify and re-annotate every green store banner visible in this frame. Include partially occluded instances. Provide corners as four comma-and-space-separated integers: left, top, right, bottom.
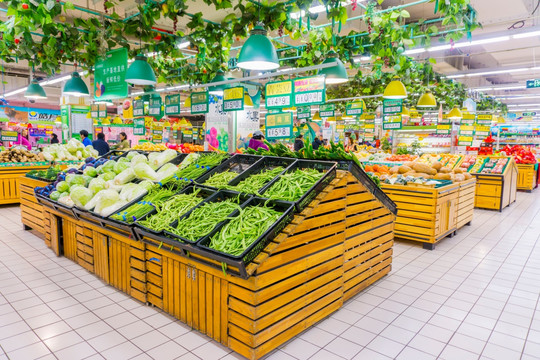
265, 80, 293, 109
383, 99, 403, 115
319, 103, 335, 118
476, 114, 493, 125
191, 92, 209, 114
383, 115, 402, 130
94, 48, 128, 100
265, 112, 293, 140
133, 100, 145, 117
297, 105, 311, 120
133, 118, 146, 136
149, 97, 163, 119
293, 76, 326, 106
461, 113, 476, 125
346, 101, 364, 116
165, 94, 181, 115
436, 124, 451, 135
223, 86, 244, 112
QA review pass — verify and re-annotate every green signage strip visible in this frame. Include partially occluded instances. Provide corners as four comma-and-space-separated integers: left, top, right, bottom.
265, 112, 293, 140
293, 76, 326, 106
526, 79, 540, 88
523, 112, 537, 117
265, 80, 293, 109
165, 94, 181, 115
319, 104, 335, 118
382, 115, 402, 130
133, 118, 146, 136
94, 48, 128, 100
297, 105, 311, 120
1, 130, 18, 142
223, 86, 244, 112
346, 101, 364, 116
383, 99, 403, 114
133, 100, 145, 117
149, 97, 163, 119
191, 92, 209, 114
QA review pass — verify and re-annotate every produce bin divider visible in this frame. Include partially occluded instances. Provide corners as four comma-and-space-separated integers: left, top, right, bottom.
195, 154, 262, 189
259, 159, 338, 212
226, 156, 296, 194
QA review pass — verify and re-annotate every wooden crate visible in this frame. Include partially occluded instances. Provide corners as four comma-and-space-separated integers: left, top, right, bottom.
19, 176, 51, 241
0, 165, 50, 204
516, 164, 537, 191
456, 178, 476, 229
473, 157, 518, 212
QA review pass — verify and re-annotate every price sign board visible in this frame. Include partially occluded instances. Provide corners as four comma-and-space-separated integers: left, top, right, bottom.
133, 118, 146, 136
409, 111, 421, 119
364, 114, 375, 123
319, 104, 335, 118
1, 130, 18, 142
475, 125, 491, 137
436, 124, 451, 135
191, 92, 209, 114
476, 114, 493, 125
383, 99, 403, 114
458, 136, 473, 146
459, 125, 475, 136
265, 112, 293, 140
364, 123, 375, 133
152, 124, 163, 143
297, 105, 311, 120
293, 76, 326, 106
438, 114, 451, 124
94, 48, 128, 100
461, 113, 476, 125
383, 115, 402, 130
149, 97, 163, 119
223, 86, 244, 112
91, 104, 107, 118
523, 112, 537, 117
346, 101, 364, 116
133, 99, 145, 117
165, 94, 181, 115
265, 80, 293, 109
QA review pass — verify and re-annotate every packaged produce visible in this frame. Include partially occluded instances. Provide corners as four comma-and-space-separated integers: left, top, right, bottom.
501, 145, 537, 164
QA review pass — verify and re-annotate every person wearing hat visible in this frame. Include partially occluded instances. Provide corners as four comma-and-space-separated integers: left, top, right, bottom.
294, 134, 304, 152
248, 130, 269, 151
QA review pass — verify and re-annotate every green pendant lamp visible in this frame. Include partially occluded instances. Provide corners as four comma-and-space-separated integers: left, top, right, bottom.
237, 23, 279, 71
417, 89, 437, 108
126, 54, 157, 86
63, 72, 89, 97
448, 106, 463, 120
24, 79, 47, 100
208, 71, 227, 96
383, 77, 407, 99
318, 50, 348, 84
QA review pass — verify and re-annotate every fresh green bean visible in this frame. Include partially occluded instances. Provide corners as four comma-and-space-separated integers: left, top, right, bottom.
263, 168, 324, 201
227, 167, 284, 194
110, 185, 176, 223
197, 152, 229, 166
202, 171, 237, 188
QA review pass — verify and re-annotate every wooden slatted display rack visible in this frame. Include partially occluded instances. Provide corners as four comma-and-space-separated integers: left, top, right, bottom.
516, 164, 537, 192
38, 168, 396, 360
19, 176, 52, 241
0, 164, 50, 204
473, 157, 518, 211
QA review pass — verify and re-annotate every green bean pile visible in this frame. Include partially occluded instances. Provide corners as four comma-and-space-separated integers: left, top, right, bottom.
110, 185, 176, 223
228, 167, 284, 194
263, 168, 324, 201
208, 205, 282, 256
166, 199, 241, 242
138, 189, 204, 231
197, 152, 229, 167
203, 171, 237, 188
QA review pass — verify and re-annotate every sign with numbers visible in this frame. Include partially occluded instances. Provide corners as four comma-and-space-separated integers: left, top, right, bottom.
1, 130, 18, 142
90, 104, 107, 119
133, 99, 145, 117
293, 76, 326, 106
223, 86, 244, 112
461, 113, 476, 125
149, 96, 163, 119
265, 112, 293, 140
346, 101, 364, 116
265, 80, 293, 109
133, 118, 146, 136
383, 99, 403, 114
383, 115, 402, 130
364, 123, 375, 133
152, 124, 163, 143
476, 114, 493, 125
458, 136, 473, 146
94, 48, 128, 100
165, 94, 181, 115
191, 92, 209, 114
438, 114, 451, 124
526, 79, 540, 88
436, 124, 451, 135
297, 105, 311, 120
319, 103, 335, 118
459, 125, 475, 136
475, 125, 491, 137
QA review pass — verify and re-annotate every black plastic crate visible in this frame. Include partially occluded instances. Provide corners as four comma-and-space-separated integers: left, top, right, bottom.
259, 159, 338, 212
163, 189, 252, 246
226, 156, 295, 195
196, 197, 296, 278
133, 186, 215, 241
99, 150, 127, 160
195, 154, 262, 189
35, 193, 79, 219
25, 174, 55, 183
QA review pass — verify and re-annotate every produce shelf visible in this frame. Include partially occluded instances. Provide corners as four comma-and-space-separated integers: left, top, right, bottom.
471, 156, 518, 211
19, 176, 52, 242
516, 163, 537, 191
0, 163, 51, 205
195, 154, 262, 189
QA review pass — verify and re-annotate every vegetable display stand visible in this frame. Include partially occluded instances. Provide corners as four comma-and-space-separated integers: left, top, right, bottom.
516, 164, 537, 191
381, 179, 476, 250
19, 176, 52, 240
473, 157, 518, 212
38, 167, 396, 360
0, 163, 50, 204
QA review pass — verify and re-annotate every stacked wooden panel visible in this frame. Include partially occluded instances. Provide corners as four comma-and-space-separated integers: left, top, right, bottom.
516, 164, 537, 191
1, 165, 50, 204
19, 176, 51, 240
474, 157, 518, 211
456, 179, 476, 229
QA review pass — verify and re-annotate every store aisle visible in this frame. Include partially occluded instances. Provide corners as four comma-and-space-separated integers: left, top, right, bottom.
1, 192, 540, 360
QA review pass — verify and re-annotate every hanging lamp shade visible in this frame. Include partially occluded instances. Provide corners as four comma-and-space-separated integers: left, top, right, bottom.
283, 106, 296, 112
313, 111, 322, 121
24, 80, 47, 99
63, 72, 89, 97
101, 117, 111, 125
417, 90, 437, 108
244, 92, 254, 108
55, 116, 62, 124
318, 51, 348, 85
163, 120, 172, 127
383, 78, 407, 99
401, 106, 410, 118
184, 97, 191, 108
208, 71, 227, 96
125, 54, 157, 86
86, 112, 92, 119
237, 25, 279, 71
448, 106, 463, 120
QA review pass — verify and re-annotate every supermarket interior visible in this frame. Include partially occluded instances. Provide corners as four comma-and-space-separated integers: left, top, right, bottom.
2, 0, 540, 359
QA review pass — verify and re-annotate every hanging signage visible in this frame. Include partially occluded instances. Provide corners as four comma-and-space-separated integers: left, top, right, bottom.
436, 124, 451, 135
29, 128, 47, 137
438, 114, 451, 125
459, 125, 475, 136
293, 76, 326, 106
383, 115, 402, 130
409, 111, 421, 119
223, 86, 244, 112
94, 48, 128, 100
133, 100, 145, 117
382, 99, 403, 114
152, 124, 163, 143
319, 104, 335, 118
461, 113, 476, 125
1, 130, 18, 142
133, 118, 146, 136
475, 125, 491, 137
526, 79, 540, 88
265, 112, 293, 140
476, 114, 493, 125
90, 104, 107, 119
523, 112, 537, 117
364, 124, 375, 133
149, 97, 163, 119
458, 136, 473, 146
265, 80, 293, 109
165, 94, 181, 115
346, 101, 364, 116
191, 92, 209, 114
297, 106, 311, 120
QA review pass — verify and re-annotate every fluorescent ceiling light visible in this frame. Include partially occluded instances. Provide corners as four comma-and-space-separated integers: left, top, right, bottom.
290, 0, 358, 19
448, 68, 528, 78
4, 88, 27, 97
353, 56, 371, 62
132, 91, 144, 96
177, 41, 190, 49
513, 31, 540, 39
428, 45, 452, 52
454, 36, 510, 48
403, 48, 425, 55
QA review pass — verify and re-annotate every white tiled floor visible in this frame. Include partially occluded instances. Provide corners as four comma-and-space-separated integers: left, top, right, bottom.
1, 190, 540, 359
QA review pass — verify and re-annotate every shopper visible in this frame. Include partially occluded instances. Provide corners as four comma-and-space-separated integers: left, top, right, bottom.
294, 134, 304, 151
50, 133, 59, 144
13, 128, 31, 150
79, 130, 92, 147
92, 133, 110, 156
116, 132, 130, 150
248, 131, 269, 151
312, 135, 323, 150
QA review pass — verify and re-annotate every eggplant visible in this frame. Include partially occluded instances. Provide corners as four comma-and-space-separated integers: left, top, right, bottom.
67, 168, 78, 174
85, 157, 95, 163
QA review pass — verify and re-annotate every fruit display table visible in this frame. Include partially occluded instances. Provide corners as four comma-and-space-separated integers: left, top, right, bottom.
472, 156, 518, 211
